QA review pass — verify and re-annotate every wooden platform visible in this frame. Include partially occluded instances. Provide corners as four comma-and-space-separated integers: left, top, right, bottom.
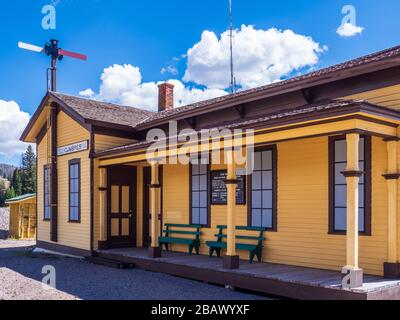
97, 248, 400, 300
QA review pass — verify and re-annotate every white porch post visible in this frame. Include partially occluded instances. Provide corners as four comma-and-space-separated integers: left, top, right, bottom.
342, 133, 363, 288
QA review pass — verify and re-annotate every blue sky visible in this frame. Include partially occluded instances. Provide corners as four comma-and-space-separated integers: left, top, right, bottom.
0, 0, 400, 165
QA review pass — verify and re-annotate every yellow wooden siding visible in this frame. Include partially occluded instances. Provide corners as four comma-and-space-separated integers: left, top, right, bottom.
398, 143, 400, 264
344, 84, 400, 109
37, 111, 91, 251
94, 134, 136, 153
56, 111, 91, 250
37, 129, 50, 243
8, 198, 36, 239
160, 136, 389, 276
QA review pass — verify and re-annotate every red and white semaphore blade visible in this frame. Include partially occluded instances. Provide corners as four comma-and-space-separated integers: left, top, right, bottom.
18, 42, 44, 53
58, 49, 87, 61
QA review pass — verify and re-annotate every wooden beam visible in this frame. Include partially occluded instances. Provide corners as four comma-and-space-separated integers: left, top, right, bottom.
50, 103, 58, 243
183, 117, 196, 129
234, 105, 246, 118
302, 88, 315, 104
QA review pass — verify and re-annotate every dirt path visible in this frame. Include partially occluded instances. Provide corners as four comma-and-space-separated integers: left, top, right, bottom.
0, 240, 269, 300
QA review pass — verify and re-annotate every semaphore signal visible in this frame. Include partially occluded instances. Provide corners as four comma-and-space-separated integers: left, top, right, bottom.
18, 39, 87, 92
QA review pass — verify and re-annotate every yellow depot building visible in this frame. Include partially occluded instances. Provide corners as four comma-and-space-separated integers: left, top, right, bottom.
21, 45, 400, 299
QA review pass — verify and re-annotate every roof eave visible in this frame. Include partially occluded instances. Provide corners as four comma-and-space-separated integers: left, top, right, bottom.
20, 92, 51, 142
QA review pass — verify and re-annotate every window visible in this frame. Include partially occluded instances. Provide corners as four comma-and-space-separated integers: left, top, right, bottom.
249, 146, 277, 230
44, 165, 51, 220
69, 159, 81, 222
329, 136, 371, 234
190, 162, 209, 226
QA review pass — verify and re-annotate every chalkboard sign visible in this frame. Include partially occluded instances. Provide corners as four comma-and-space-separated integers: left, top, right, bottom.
210, 170, 246, 205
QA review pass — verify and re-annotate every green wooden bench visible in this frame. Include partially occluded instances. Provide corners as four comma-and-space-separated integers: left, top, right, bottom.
206, 225, 266, 263
159, 224, 202, 255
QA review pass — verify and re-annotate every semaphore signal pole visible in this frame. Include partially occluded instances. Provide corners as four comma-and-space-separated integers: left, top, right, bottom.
18, 39, 87, 92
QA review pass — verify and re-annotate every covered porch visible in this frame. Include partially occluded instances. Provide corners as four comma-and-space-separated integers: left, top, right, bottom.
95, 247, 400, 300
93, 100, 400, 292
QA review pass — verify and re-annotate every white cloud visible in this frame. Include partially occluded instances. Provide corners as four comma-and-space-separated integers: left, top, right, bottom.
0, 100, 31, 158
85, 64, 227, 111
183, 25, 325, 90
79, 88, 95, 98
161, 66, 179, 76
336, 22, 364, 38
81, 25, 326, 112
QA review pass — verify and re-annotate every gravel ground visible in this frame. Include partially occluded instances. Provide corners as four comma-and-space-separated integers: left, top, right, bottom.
0, 240, 270, 300
0, 208, 9, 239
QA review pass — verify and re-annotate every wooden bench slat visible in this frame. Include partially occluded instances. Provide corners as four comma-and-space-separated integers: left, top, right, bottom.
214, 234, 264, 241
207, 225, 266, 263
205, 241, 257, 250
159, 237, 194, 244
159, 223, 202, 256
165, 223, 201, 229
164, 230, 201, 235
216, 225, 266, 232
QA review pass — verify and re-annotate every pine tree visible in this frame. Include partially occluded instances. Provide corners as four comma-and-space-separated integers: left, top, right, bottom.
21, 146, 37, 194
12, 169, 23, 196
5, 187, 16, 201
0, 179, 6, 207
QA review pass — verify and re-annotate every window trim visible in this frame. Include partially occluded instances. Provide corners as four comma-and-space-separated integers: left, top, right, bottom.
247, 145, 278, 232
43, 164, 51, 221
189, 161, 211, 228
68, 159, 81, 223
328, 135, 372, 236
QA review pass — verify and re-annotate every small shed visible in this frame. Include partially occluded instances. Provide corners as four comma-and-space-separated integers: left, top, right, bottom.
5, 194, 36, 239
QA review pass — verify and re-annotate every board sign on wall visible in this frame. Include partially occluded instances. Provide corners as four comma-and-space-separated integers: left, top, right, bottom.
57, 140, 89, 157
210, 170, 246, 205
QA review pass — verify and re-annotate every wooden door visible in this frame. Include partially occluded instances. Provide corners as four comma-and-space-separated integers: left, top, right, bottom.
107, 166, 137, 248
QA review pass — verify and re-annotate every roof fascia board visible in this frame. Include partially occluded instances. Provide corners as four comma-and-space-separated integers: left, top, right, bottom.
49, 93, 91, 131
20, 92, 51, 141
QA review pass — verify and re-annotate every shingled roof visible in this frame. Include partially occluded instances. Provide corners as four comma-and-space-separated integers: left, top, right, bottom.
50, 92, 153, 128
136, 44, 400, 129
21, 43, 400, 143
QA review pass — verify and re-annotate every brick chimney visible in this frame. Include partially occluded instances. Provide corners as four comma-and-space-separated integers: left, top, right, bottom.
158, 83, 174, 112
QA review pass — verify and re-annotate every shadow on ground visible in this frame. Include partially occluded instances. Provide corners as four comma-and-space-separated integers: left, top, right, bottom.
0, 242, 269, 300
0, 230, 9, 240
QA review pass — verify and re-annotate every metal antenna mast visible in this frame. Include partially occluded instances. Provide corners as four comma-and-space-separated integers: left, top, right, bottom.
229, 0, 235, 94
